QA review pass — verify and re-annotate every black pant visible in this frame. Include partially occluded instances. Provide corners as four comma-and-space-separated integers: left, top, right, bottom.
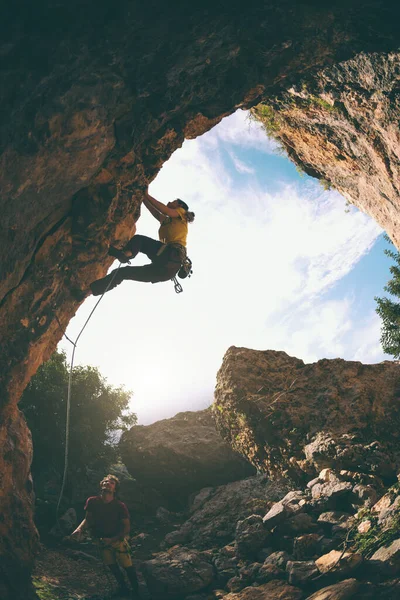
119, 235, 183, 284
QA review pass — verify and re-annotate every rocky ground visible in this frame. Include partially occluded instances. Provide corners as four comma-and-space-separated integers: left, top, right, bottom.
33, 350, 400, 599
34, 465, 400, 599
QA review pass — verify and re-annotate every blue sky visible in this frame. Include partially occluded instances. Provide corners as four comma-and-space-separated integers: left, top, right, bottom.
59, 110, 393, 424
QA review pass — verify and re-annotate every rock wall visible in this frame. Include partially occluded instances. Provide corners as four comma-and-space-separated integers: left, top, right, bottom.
120, 409, 255, 510
252, 51, 400, 247
1, 1, 400, 597
213, 347, 400, 481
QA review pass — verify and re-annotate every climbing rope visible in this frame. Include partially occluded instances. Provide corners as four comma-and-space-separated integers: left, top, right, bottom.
55, 263, 123, 520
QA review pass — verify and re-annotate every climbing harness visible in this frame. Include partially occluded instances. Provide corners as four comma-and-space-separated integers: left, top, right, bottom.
55, 263, 123, 519
178, 256, 193, 279
156, 243, 193, 293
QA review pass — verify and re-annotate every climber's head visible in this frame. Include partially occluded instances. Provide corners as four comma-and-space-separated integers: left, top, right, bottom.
100, 474, 119, 497
167, 198, 195, 223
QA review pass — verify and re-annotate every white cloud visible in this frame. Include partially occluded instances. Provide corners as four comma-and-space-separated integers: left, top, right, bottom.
228, 149, 255, 174
204, 109, 279, 153
60, 111, 386, 425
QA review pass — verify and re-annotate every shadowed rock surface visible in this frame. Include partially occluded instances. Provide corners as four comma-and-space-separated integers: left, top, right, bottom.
1, 1, 400, 598
119, 408, 255, 510
163, 474, 292, 551
213, 347, 400, 480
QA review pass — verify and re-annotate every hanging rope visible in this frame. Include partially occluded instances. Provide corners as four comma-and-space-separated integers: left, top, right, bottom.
55, 263, 123, 519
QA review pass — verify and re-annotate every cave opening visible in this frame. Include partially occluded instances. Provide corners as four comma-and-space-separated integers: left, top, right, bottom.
58, 108, 392, 427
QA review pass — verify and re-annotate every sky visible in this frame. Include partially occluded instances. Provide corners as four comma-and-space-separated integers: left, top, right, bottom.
59, 110, 393, 425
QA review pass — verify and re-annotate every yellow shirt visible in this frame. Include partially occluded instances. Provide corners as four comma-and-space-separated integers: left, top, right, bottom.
158, 207, 188, 247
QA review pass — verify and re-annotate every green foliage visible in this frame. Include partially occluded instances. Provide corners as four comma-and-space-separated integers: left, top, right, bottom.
250, 104, 281, 138
20, 350, 136, 479
33, 578, 73, 600
308, 95, 337, 112
352, 510, 400, 558
320, 178, 332, 191
375, 236, 400, 357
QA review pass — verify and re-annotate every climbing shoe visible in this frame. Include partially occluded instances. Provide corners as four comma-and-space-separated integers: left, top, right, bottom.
108, 246, 131, 263
90, 270, 123, 296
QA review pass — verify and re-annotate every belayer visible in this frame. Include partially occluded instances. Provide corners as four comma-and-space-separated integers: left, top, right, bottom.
90, 188, 195, 296
70, 474, 140, 598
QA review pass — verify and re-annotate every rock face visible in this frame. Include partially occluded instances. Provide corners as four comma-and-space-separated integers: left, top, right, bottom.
214, 347, 400, 480
119, 409, 255, 510
252, 52, 400, 249
1, 2, 400, 597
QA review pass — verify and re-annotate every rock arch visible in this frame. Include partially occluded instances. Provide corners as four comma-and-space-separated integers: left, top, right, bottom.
0, 1, 399, 597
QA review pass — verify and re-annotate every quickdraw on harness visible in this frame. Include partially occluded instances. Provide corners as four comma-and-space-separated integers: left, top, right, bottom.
156, 243, 193, 294
174, 256, 193, 294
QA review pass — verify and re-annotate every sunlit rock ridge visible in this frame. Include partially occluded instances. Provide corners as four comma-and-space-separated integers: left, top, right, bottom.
252, 52, 400, 247
0, 1, 399, 598
214, 347, 400, 480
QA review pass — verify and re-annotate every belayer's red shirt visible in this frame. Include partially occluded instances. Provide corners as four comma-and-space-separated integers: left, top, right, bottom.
84, 496, 130, 538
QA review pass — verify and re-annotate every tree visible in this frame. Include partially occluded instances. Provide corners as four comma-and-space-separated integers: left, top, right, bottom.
20, 350, 137, 480
375, 236, 400, 358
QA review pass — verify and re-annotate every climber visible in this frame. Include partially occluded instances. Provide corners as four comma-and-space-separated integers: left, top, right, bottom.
71, 474, 140, 599
90, 188, 195, 296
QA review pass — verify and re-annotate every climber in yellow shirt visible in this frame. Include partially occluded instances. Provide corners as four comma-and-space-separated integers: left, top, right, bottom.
90, 188, 195, 296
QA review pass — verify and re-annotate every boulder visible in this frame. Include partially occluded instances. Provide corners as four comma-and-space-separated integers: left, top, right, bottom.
370, 538, 400, 572
264, 551, 292, 570
226, 577, 244, 593
141, 546, 214, 599
235, 515, 268, 559
315, 550, 362, 575
305, 578, 360, 599
317, 512, 353, 532
286, 560, 319, 585
214, 349, 400, 479
255, 563, 285, 584
163, 475, 292, 550
293, 534, 324, 560
263, 491, 307, 529
48, 508, 77, 538
223, 580, 303, 600
120, 409, 255, 510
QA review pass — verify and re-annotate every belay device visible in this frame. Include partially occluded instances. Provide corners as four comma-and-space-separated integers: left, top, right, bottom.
173, 257, 193, 293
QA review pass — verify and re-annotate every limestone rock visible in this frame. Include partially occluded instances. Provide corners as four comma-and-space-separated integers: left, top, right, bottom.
263, 491, 307, 529
226, 577, 244, 593
293, 534, 323, 560
352, 484, 378, 508
119, 409, 255, 510
286, 560, 319, 585
214, 348, 400, 479
164, 475, 292, 550
315, 550, 362, 575
357, 520, 372, 534
2, 4, 400, 598
305, 578, 360, 599
317, 512, 354, 531
285, 513, 317, 535
255, 563, 285, 584
235, 515, 268, 559
223, 580, 303, 600
370, 538, 400, 571
264, 551, 292, 570
49, 508, 77, 538
141, 546, 214, 599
